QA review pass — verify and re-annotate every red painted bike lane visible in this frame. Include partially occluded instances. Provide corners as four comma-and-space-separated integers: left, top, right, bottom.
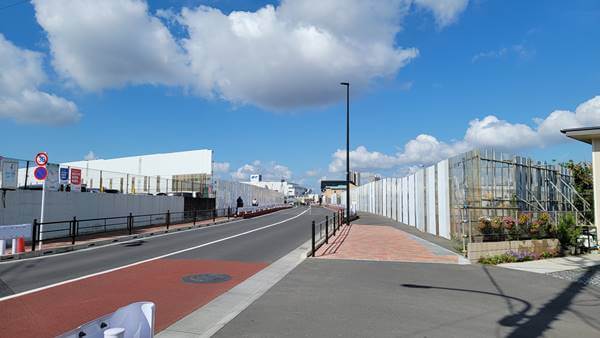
0, 258, 267, 337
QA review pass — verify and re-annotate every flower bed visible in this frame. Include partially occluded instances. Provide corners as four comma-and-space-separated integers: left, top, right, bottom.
478, 249, 559, 265
467, 238, 560, 262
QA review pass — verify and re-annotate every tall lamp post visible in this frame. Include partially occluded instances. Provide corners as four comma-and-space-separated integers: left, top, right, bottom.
340, 82, 350, 225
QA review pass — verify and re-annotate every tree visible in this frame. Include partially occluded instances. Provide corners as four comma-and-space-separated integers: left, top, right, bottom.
563, 160, 594, 223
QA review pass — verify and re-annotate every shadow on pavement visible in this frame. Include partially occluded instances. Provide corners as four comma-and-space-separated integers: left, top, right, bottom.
403, 264, 600, 337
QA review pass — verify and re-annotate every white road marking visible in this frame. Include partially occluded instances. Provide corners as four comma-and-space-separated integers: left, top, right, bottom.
0, 207, 311, 302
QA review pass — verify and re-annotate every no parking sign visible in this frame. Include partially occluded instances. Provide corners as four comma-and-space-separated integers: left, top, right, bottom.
34, 166, 48, 181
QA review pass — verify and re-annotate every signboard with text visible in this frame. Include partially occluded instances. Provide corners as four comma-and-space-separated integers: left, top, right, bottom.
0, 158, 18, 190
70, 168, 82, 192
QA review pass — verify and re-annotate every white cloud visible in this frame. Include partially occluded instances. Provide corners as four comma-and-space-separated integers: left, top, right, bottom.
213, 161, 231, 174
472, 44, 534, 63
305, 169, 319, 177
32, 0, 469, 110
33, 0, 190, 91
83, 150, 97, 160
179, 0, 418, 109
329, 146, 398, 173
232, 160, 292, 181
0, 33, 80, 124
414, 0, 469, 28
329, 95, 600, 173
464, 115, 540, 150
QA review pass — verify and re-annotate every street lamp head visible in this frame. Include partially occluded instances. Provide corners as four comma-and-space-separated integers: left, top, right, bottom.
340, 82, 349, 86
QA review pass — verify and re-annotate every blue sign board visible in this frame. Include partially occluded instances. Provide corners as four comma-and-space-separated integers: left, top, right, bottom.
60, 167, 69, 181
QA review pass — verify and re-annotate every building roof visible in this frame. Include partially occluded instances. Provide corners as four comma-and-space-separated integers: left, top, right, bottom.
561, 126, 600, 144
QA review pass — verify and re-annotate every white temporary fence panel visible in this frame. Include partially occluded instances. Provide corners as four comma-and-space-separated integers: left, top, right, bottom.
391, 178, 397, 221
402, 176, 408, 224
426, 166, 437, 235
382, 179, 388, 218
408, 175, 417, 226
416, 170, 425, 232
437, 160, 451, 239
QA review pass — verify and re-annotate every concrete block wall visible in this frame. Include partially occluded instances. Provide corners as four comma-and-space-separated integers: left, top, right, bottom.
0, 190, 184, 239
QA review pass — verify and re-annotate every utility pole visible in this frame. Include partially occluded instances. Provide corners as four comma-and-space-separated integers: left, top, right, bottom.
340, 82, 350, 225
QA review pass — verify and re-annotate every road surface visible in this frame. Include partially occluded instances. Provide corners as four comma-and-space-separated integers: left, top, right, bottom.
0, 206, 331, 337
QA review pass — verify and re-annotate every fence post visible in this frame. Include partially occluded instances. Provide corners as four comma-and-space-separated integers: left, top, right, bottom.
333, 213, 336, 237
166, 210, 171, 230
325, 216, 329, 244
128, 213, 133, 235
311, 220, 315, 257
71, 216, 77, 245
193, 210, 197, 226
31, 219, 38, 252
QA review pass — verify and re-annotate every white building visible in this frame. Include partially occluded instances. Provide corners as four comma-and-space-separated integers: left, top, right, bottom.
63, 149, 213, 177
244, 176, 308, 198
56, 149, 213, 194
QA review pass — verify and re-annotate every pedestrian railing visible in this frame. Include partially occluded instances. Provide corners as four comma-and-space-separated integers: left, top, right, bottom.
29, 207, 235, 251
308, 209, 345, 257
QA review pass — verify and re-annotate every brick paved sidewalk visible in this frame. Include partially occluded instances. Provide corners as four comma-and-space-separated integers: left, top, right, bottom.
315, 223, 463, 264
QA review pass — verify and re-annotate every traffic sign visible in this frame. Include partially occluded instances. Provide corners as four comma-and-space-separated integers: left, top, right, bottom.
34, 166, 48, 181
35, 152, 49, 166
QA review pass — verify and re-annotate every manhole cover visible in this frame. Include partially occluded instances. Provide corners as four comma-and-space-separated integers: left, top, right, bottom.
182, 273, 231, 284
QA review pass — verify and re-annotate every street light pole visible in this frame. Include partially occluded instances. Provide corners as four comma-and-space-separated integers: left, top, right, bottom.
340, 82, 350, 225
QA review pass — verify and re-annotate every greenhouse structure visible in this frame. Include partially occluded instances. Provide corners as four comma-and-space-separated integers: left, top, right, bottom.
348, 149, 589, 242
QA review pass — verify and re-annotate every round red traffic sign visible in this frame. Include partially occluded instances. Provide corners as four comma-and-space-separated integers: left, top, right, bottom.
34, 166, 48, 181
35, 152, 49, 166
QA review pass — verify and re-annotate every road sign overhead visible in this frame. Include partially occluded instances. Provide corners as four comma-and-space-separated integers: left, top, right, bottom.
34, 166, 48, 181
35, 152, 49, 166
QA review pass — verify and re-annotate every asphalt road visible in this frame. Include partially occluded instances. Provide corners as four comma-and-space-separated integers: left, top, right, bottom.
215, 259, 600, 337
0, 206, 332, 297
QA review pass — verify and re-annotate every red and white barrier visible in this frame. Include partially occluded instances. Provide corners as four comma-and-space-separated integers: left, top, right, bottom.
0, 224, 30, 256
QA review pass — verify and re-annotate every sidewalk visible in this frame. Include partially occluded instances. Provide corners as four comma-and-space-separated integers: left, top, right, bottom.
213, 213, 600, 337
498, 253, 600, 274
499, 253, 600, 288
315, 214, 468, 264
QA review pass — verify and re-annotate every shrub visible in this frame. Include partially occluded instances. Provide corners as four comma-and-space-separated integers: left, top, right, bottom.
556, 213, 581, 249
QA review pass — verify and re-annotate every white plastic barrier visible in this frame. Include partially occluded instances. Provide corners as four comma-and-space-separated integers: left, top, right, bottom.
58, 302, 155, 338
0, 224, 30, 255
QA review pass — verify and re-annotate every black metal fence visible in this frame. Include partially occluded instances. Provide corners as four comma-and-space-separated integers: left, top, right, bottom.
308, 209, 344, 257
30, 207, 234, 250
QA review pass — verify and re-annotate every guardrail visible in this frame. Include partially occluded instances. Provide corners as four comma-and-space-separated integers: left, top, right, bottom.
237, 204, 292, 218
308, 209, 344, 257
28, 207, 235, 251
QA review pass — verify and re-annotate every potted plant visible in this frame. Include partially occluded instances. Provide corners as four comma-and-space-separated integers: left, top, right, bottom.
529, 220, 541, 239
503, 216, 519, 240
477, 216, 492, 239
537, 212, 552, 237
491, 216, 504, 240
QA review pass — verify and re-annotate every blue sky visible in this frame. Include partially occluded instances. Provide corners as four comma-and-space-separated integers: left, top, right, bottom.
1, 0, 599, 190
